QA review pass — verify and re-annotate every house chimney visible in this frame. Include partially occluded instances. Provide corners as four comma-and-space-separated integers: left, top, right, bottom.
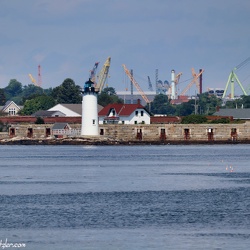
137, 99, 141, 105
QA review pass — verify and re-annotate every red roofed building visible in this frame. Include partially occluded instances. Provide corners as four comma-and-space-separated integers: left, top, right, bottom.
98, 100, 150, 124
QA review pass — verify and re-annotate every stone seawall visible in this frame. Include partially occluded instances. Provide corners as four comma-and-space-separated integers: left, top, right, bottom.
1, 122, 250, 144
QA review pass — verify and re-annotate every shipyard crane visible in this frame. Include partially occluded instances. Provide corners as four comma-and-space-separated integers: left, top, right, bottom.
175, 72, 182, 86
89, 62, 99, 84
95, 57, 111, 92
28, 74, 39, 87
179, 68, 204, 96
122, 64, 151, 105
28, 65, 42, 87
222, 57, 249, 99
147, 76, 153, 91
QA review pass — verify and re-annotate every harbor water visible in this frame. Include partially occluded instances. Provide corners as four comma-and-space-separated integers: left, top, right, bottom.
0, 144, 249, 249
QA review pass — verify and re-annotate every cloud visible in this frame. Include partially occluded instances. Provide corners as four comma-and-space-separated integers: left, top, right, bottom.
0, 0, 250, 95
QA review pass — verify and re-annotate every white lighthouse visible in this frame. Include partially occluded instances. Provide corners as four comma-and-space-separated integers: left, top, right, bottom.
81, 79, 99, 136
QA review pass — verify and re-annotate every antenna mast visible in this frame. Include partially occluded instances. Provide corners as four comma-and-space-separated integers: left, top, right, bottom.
38, 65, 42, 87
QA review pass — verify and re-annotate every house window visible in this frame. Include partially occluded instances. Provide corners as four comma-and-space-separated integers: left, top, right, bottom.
112, 110, 115, 116
122, 121, 124, 124
135, 111, 138, 116
100, 129, 104, 135
141, 111, 144, 116
9, 108, 16, 116
134, 121, 137, 124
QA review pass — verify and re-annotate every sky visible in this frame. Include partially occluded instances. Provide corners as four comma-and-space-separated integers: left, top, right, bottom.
0, 0, 250, 96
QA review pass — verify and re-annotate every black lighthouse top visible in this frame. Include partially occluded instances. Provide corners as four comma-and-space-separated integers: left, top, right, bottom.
82, 79, 99, 94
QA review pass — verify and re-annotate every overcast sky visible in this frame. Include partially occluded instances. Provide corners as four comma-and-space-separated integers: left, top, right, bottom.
0, 0, 250, 96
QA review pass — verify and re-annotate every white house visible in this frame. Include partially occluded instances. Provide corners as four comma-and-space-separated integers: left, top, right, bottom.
0, 101, 22, 116
48, 104, 82, 117
48, 104, 103, 117
98, 101, 151, 124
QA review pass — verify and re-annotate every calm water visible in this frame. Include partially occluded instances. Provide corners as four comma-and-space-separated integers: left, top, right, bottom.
0, 145, 249, 249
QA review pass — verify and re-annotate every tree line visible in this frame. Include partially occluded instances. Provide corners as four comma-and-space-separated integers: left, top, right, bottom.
0, 78, 123, 115
1, 78, 250, 117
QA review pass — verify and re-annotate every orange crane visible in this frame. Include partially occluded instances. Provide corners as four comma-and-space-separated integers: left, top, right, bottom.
122, 64, 151, 105
179, 68, 204, 96
28, 65, 42, 87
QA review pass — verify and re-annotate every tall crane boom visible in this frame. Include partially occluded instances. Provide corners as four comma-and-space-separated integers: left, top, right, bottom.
28, 74, 39, 87
89, 62, 99, 84
28, 65, 42, 87
95, 57, 111, 92
222, 57, 249, 99
122, 64, 151, 104
147, 76, 153, 91
180, 68, 204, 96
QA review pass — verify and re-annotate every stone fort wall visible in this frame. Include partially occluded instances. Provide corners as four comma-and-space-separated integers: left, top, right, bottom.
6, 122, 250, 142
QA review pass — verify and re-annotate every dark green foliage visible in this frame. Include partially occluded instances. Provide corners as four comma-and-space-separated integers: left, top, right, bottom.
4, 79, 22, 101
197, 92, 222, 115
0, 89, 6, 105
210, 118, 230, 124
22, 84, 44, 103
181, 114, 208, 124
175, 100, 195, 116
0, 121, 3, 132
35, 117, 45, 124
0, 122, 10, 132
51, 78, 82, 104
21, 95, 56, 115
222, 95, 250, 109
150, 94, 176, 115
98, 87, 123, 106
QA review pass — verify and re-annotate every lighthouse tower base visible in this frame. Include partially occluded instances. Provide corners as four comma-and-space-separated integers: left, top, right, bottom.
81, 79, 99, 136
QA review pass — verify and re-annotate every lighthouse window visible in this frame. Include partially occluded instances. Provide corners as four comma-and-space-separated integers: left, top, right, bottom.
92, 119, 96, 125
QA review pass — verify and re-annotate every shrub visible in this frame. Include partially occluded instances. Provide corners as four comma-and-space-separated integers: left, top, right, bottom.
35, 117, 45, 124
210, 118, 230, 124
181, 114, 208, 124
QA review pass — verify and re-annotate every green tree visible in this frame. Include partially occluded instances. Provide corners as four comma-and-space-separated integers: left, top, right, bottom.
98, 87, 123, 106
4, 79, 23, 101
35, 117, 45, 124
150, 94, 176, 115
198, 92, 222, 115
0, 89, 6, 105
210, 117, 230, 124
241, 95, 250, 108
21, 95, 56, 115
22, 84, 44, 100
181, 114, 208, 124
176, 100, 195, 116
52, 78, 81, 104
223, 98, 243, 109
101, 87, 117, 95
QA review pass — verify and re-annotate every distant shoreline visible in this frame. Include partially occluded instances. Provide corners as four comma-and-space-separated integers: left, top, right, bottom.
1, 138, 250, 145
